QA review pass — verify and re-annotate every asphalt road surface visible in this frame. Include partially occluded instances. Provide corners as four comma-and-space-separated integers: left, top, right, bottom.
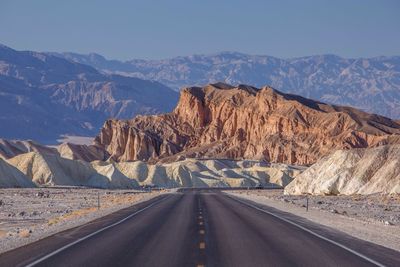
1, 190, 399, 267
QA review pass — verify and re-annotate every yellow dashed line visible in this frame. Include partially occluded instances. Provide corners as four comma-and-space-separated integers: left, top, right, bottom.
199, 242, 206, 249
199, 229, 205, 235
199, 221, 203, 225
198, 215, 203, 219
197, 264, 205, 267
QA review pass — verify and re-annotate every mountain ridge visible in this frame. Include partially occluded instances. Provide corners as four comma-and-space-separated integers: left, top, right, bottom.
0, 44, 179, 143
52, 50, 400, 119
95, 83, 400, 165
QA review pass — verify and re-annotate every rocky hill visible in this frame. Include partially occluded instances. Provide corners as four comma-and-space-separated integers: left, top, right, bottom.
55, 51, 400, 119
114, 159, 304, 188
1, 149, 302, 188
7, 152, 138, 188
0, 44, 178, 143
0, 158, 35, 188
0, 138, 105, 162
0, 139, 57, 159
95, 83, 400, 165
284, 145, 400, 195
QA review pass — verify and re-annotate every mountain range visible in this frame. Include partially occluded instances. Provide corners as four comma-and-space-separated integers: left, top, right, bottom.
0, 44, 178, 143
54, 51, 400, 119
2, 43, 400, 144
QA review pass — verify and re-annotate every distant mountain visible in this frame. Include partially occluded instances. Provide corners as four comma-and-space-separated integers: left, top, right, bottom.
0, 44, 178, 143
54, 51, 400, 119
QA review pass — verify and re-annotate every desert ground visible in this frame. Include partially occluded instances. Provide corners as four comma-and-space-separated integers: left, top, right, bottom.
0, 188, 166, 254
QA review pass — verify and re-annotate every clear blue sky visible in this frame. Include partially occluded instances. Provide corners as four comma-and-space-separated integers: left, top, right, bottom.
1, 0, 399, 60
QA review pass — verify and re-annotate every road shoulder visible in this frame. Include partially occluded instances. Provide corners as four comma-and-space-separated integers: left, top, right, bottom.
0, 189, 169, 255
225, 191, 400, 252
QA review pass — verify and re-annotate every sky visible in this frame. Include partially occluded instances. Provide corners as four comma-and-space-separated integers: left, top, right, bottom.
0, 0, 399, 60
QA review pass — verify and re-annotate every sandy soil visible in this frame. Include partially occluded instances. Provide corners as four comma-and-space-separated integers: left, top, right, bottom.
0, 188, 166, 254
226, 190, 400, 252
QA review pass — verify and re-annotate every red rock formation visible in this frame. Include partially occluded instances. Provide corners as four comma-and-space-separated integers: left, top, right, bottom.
94, 83, 400, 165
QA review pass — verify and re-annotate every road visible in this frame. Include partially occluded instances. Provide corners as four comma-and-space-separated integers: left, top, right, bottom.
0, 190, 399, 267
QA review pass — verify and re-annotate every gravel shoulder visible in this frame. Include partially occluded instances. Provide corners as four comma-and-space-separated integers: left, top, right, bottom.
226, 190, 400, 252
0, 188, 167, 254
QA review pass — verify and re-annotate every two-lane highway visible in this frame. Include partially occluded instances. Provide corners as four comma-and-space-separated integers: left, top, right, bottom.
1, 190, 399, 267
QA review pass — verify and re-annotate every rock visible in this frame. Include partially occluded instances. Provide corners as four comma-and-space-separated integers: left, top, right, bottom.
384, 221, 393, 226
284, 145, 400, 195
95, 83, 400, 165
115, 158, 303, 188
0, 158, 35, 188
57, 143, 107, 162
3, 151, 302, 188
0, 139, 57, 160
330, 209, 339, 214
7, 152, 138, 189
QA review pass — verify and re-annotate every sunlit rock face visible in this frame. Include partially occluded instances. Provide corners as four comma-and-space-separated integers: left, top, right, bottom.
95, 83, 400, 165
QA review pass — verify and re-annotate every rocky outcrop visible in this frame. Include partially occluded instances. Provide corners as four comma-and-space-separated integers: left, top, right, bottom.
0, 158, 35, 188
284, 145, 400, 195
95, 83, 400, 165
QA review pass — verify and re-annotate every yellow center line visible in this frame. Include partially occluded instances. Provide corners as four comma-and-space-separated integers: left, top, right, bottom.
199, 242, 205, 249
198, 215, 203, 219
199, 229, 205, 235
199, 221, 203, 225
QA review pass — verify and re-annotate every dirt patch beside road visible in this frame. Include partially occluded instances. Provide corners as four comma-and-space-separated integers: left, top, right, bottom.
0, 188, 166, 254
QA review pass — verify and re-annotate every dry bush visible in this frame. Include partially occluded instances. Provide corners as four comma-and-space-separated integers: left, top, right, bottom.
0, 230, 7, 238
47, 217, 62, 226
48, 207, 97, 226
19, 229, 30, 238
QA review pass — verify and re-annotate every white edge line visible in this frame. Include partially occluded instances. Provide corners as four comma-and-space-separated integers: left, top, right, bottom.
227, 194, 386, 267
25, 195, 170, 267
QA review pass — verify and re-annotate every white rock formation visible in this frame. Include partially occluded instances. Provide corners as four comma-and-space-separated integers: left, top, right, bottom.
4, 151, 303, 188
0, 158, 35, 188
116, 158, 305, 188
284, 145, 400, 195
7, 152, 137, 189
